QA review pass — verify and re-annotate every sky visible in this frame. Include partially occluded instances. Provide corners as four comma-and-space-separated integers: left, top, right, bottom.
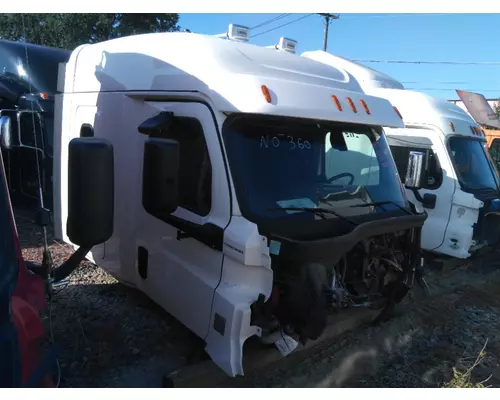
178, 13, 500, 101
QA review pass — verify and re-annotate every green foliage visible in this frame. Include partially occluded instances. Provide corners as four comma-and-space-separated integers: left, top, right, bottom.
494, 101, 500, 119
0, 13, 180, 50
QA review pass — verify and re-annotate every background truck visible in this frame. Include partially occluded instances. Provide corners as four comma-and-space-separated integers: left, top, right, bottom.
452, 89, 500, 172
0, 40, 70, 210
50, 26, 426, 377
302, 51, 500, 260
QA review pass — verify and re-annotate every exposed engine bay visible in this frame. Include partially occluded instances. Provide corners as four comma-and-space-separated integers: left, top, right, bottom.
473, 196, 500, 249
251, 229, 421, 348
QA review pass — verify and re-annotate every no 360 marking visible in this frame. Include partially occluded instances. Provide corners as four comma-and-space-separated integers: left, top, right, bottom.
260, 135, 311, 150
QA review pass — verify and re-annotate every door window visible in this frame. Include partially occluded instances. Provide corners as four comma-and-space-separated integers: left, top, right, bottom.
390, 145, 443, 190
143, 116, 212, 218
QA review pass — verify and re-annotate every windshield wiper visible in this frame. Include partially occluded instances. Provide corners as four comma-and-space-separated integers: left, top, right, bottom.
349, 200, 411, 215
269, 207, 358, 226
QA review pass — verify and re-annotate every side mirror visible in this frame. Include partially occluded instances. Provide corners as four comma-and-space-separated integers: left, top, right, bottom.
0, 116, 13, 150
404, 151, 426, 190
67, 138, 114, 248
142, 138, 179, 217
18, 111, 44, 150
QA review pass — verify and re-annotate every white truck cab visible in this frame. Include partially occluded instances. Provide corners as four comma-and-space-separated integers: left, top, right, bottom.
303, 51, 500, 259
52, 27, 427, 377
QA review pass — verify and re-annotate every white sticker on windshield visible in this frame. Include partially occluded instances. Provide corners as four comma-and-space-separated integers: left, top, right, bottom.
276, 198, 317, 214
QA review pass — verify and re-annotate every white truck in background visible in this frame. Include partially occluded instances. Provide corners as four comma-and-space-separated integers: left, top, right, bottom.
46, 25, 428, 378
302, 51, 500, 260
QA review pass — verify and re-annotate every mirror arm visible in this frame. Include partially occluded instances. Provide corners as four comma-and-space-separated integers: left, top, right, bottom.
52, 246, 92, 283
411, 188, 425, 203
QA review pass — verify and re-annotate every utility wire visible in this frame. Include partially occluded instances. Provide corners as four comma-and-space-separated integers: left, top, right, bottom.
401, 81, 470, 84
249, 12, 444, 38
354, 59, 500, 66
341, 13, 449, 19
407, 88, 500, 92
251, 13, 315, 38
250, 14, 291, 30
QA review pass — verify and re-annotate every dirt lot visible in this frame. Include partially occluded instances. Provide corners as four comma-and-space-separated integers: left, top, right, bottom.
15, 206, 500, 388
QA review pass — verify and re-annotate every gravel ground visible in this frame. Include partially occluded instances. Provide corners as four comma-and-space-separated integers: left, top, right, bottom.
15, 207, 200, 388
239, 259, 500, 388
14, 206, 500, 388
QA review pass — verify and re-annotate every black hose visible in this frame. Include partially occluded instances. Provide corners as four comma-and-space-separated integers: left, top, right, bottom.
52, 246, 91, 283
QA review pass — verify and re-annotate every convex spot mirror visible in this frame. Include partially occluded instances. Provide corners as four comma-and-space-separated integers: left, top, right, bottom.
0, 115, 13, 150
67, 137, 114, 248
404, 151, 427, 190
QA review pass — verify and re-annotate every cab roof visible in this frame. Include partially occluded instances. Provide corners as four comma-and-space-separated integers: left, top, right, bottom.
302, 50, 481, 138
301, 50, 405, 90
63, 32, 404, 129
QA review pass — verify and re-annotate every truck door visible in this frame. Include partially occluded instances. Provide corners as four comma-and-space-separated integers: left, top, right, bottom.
134, 101, 231, 340
388, 131, 455, 252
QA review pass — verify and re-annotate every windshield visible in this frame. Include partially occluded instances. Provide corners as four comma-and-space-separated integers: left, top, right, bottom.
448, 136, 500, 191
223, 115, 408, 223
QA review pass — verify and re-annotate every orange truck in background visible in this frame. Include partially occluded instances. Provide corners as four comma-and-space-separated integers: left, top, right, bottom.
453, 90, 500, 170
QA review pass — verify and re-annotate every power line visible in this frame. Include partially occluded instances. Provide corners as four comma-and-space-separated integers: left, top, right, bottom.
354, 59, 500, 66
401, 81, 470, 84
250, 14, 291, 31
250, 13, 315, 39
341, 13, 449, 19
249, 12, 443, 37
407, 88, 500, 92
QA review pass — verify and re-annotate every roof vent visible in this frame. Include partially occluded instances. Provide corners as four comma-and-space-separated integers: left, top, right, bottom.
215, 24, 249, 42
276, 37, 297, 54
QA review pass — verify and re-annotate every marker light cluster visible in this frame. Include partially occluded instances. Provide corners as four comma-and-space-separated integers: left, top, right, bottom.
331, 95, 371, 115
470, 125, 484, 136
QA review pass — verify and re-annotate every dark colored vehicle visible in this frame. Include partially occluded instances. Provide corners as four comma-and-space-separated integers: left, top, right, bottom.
0, 138, 55, 387
0, 126, 115, 387
0, 40, 71, 209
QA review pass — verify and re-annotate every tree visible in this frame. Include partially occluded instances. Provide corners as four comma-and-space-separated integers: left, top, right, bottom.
0, 13, 180, 50
494, 101, 500, 119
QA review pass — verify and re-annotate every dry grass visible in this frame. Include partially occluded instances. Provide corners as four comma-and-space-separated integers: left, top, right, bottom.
442, 340, 489, 388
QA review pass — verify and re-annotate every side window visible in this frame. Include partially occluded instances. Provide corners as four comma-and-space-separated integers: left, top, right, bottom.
390, 145, 443, 190
145, 116, 212, 217
489, 139, 500, 170
176, 118, 212, 216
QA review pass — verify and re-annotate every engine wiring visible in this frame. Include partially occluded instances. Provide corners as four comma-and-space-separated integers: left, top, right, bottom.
329, 238, 406, 309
